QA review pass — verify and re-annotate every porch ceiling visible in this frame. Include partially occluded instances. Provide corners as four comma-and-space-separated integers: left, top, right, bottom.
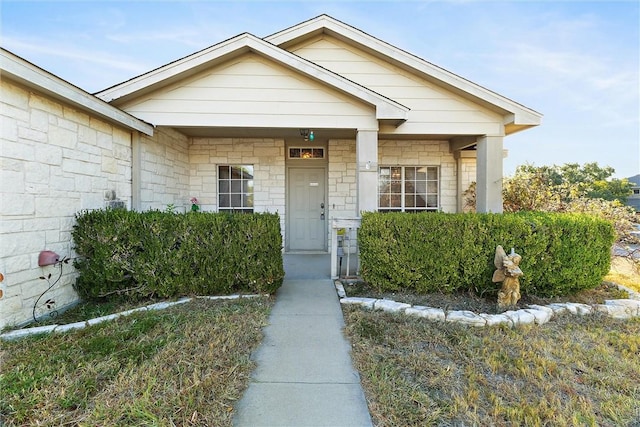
170, 125, 478, 142
173, 126, 357, 139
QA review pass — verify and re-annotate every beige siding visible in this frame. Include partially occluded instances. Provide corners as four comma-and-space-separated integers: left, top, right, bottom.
121, 53, 378, 130
291, 36, 504, 135
0, 79, 133, 329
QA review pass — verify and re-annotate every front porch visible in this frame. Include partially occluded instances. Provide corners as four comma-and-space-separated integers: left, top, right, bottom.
134, 126, 492, 253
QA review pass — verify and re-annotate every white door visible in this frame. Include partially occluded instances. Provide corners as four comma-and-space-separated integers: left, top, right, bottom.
288, 167, 326, 251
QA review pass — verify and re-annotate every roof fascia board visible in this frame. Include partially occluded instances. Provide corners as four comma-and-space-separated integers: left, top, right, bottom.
95, 33, 408, 122
1, 49, 153, 136
266, 15, 542, 126
96, 35, 253, 104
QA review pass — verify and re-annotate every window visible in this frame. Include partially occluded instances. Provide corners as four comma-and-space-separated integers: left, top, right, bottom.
378, 166, 439, 212
218, 165, 254, 213
289, 147, 324, 159
634, 189, 640, 195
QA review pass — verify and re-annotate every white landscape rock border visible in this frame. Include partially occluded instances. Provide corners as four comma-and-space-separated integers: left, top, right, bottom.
336, 281, 640, 327
0, 294, 266, 341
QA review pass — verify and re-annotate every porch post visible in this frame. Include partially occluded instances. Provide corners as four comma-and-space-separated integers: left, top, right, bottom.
476, 135, 504, 213
356, 130, 379, 213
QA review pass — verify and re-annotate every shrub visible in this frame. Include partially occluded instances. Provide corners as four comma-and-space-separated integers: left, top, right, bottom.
358, 212, 614, 297
72, 210, 284, 301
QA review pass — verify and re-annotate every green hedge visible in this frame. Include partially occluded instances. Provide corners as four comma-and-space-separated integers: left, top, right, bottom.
72, 210, 284, 300
358, 212, 615, 297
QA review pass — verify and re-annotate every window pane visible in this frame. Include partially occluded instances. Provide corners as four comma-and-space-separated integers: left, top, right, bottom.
404, 180, 416, 194
379, 165, 439, 212
405, 167, 416, 180
427, 167, 438, 180
405, 195, 415, 208
290, 148, 300, 158
218, 164, 254, 212
219, 166, 230, 179
379, 176, 390, 190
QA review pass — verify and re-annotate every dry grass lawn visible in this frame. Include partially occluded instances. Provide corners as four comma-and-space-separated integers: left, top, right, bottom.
344, 308, 640, 426
0, 297, 273, 426
343, 256, 640, 426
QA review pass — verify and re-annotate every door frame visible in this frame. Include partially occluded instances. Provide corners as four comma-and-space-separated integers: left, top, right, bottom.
285, 143, 328, 252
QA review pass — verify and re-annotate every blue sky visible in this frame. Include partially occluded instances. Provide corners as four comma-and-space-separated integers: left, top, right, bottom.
2, 0, 639, 178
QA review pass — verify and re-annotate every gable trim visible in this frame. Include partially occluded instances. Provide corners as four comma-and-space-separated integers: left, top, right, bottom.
266, 15, 542, 129
95, 34, 409, 123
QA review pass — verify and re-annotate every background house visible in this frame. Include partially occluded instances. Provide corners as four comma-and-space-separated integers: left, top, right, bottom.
0, 15, 541, 328
627, 174, 640, 212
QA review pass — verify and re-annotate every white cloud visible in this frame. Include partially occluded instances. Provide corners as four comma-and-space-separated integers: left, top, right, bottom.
3, 36, 148, 74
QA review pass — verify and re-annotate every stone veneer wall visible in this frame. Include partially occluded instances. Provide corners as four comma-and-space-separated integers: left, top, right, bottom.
328, 139, 357, 219
139, 127, 190, 212
378, 140, 458, 213
459, 156, 477, 212
189, 137, 286, 232
0, 79, 134, 329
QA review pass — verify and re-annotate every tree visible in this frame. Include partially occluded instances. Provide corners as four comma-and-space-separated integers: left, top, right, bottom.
464, 162, 638, 244
513, 162, 633, 203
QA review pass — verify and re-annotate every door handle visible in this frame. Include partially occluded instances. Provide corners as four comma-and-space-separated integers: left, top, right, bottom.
321, 202, 325, 209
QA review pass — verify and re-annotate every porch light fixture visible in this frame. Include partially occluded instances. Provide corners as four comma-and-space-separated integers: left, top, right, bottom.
299, 129, 314, 142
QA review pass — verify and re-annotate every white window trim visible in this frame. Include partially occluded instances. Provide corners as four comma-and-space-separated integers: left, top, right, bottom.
217, 164, 254, 213
378, 165, 440, 212
288, 147, 325, 159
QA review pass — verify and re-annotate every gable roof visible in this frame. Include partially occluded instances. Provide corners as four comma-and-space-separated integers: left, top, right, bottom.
95, 33, 409, 124
1, 48, 153, 136
265, 15, 542, 134
628, 174, 640, 186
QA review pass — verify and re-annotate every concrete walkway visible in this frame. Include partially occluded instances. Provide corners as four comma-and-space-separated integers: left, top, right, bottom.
233, 255, 372, 426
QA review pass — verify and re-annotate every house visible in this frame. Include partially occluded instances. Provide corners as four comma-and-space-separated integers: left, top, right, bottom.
0, 15, 541, 328
627, 174, 640, 212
